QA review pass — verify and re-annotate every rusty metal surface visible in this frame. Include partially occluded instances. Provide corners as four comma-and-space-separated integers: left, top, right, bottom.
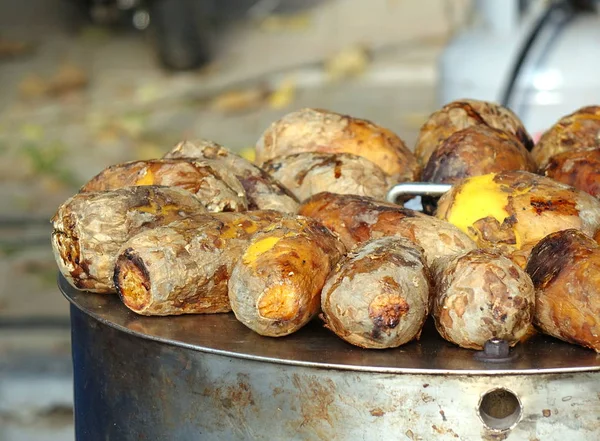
70, 300, 600, 441
60, 275, 600, 375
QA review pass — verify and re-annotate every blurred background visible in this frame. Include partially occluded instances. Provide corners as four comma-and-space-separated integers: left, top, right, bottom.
1, 0, 599, 439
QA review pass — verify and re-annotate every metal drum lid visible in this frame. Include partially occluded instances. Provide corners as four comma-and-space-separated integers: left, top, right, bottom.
59, 275, 600, 376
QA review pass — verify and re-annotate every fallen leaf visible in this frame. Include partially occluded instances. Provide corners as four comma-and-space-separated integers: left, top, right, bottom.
0, 38, 32, 59
268, 76, 296, 109
211, 86, 269, 114
135, 83, 161, 104
47, 63, 88, 96
18, 75, 49, 99
324, 44, 370, 81
19, 124, 44, 141
259, 13, 311, 33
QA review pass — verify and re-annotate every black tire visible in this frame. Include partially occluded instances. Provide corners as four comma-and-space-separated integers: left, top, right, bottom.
147, 0, 212, 71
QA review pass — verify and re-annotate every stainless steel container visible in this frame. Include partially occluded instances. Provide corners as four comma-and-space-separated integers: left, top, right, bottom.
61, 276, 600, 441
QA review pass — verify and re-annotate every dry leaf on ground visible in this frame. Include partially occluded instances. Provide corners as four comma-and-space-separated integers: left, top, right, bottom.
211, 86, 270, 113
324, 44, 370, 81
268, 76, 296, 109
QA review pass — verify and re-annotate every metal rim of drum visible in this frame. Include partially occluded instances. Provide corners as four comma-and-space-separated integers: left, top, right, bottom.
59, 275, 600, 376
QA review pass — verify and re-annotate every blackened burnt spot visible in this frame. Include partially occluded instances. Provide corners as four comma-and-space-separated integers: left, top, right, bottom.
529, 197, 578, 216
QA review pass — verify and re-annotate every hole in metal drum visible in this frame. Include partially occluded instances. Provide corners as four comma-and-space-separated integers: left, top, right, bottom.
478, 388, 522, 432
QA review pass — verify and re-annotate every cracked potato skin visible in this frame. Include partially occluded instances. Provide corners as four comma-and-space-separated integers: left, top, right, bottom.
415, 99, 533, 166
262, 152, 391, 202
432, 249, 535, 350
321, 237, 431, 349
255, 108, 419, 182
436, 171, 600, 258
51, 186, 208, 293
531, 106, 600, 170
80, 158, 248, 212
298, 192, 476, 266
422, 125, 536, 185
114, 210, 282, 316
526, 229, 600, 352
164, 139, 299, 213
228, 216, 346, 337
543, 147, 600, 198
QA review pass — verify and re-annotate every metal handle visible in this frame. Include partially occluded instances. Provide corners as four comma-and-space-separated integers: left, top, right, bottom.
386, 182, 452, 204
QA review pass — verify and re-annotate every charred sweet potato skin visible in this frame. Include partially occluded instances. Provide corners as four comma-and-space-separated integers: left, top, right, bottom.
321, 237, 431, 349
526, 229, 600, 352
114, 211, 282, 316
531, 106, 600, 170
422, 125, 536, 184
164, 140, 299, 213
298, 192, 476, 266
415, 99, 533, 166
255, 108, 419, 182
262, 152, 391, 202
228, 216, 346, 337
51, 186, 208, 293
80, 159, 248, 212
432, 249, 535, 350
543, 147, 600, 197
436, 171, 600, 257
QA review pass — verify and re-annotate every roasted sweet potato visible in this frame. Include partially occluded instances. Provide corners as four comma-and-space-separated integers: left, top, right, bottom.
321, 237, 431, 349
543, 147, 600, 197
262, 152, 391, 202
531, 105, 600, 170
432, 249, 535, 350
422, 125, 536, 185
228, 216, 345, 337
298, 192, 476, 266
51, 186, 208, 293
114, 210, 282, 315
80, 159, 248, 212
436, 171, 600, 257
164, 139, 299, 212
526, 229, 600, 352
255, 108, 419, 182
415, 99, 533, 166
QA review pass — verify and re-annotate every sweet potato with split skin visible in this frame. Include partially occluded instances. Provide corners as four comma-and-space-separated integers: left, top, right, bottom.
436, 171, 600, 258
80, 159, 248, 212
422, 125, 536, 185
531, 105, 600, 170
321, 237, 431, 349
543, 147, 600, 197
255, 108, 419, 182
164, 139, 299, 213
262, 152, 391, 202
415, 99, 533, 166
228, 216, 346, 337
114, 210, 283, 316
298, 192, 476, 266
432, 249, 535, 350
51, 186, 208, 293
526, 229, 600, 352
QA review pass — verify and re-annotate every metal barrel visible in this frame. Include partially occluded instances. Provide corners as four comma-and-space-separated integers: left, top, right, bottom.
64, 276, 600, 440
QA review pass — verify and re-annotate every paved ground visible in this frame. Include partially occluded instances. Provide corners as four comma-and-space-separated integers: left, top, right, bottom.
0, 0, 471, 439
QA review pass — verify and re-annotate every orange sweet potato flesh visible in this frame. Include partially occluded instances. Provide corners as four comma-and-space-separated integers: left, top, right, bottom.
228, 216, 346, 337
